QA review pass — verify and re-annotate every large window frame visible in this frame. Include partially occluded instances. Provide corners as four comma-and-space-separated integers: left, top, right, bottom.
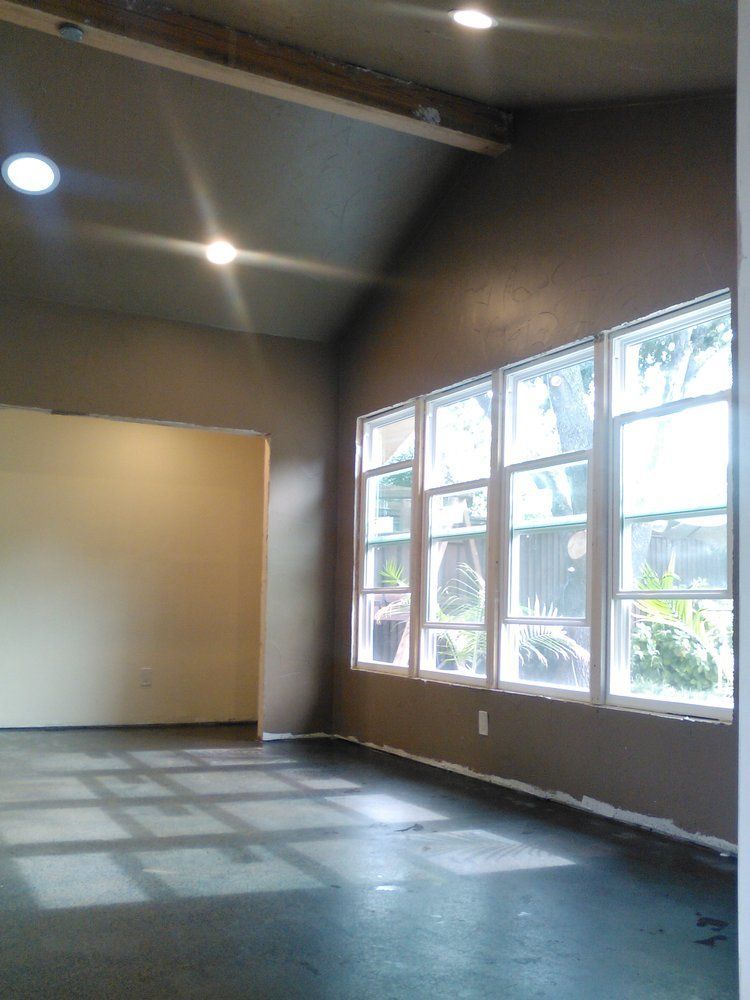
352, 291, 734, 721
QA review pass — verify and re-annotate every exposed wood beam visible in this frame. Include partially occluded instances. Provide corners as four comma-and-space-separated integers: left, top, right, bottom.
0, 0, 511, 156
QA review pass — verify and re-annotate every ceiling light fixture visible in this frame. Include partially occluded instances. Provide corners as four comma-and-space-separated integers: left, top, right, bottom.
205, 239, 237, 265
452, 9, 495, 29
2, 153, 60, 195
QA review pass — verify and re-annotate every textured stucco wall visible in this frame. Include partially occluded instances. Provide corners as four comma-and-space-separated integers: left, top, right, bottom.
0, 294, 337, 736
334, 95, 739, 843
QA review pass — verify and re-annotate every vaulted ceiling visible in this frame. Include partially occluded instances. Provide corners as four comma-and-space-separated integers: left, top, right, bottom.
0, 21, 458, 341
0, 2, 736, 341
178, 0, 737, 107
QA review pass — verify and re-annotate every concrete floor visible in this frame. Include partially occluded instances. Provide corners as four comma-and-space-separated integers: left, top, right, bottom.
0, 726, 737, 999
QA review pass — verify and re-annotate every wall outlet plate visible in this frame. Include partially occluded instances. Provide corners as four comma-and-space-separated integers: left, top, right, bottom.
139, 667, 153, 687
478, 710, 489, 736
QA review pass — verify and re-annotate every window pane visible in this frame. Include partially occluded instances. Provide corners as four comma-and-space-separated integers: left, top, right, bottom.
423, 627, 486, 678
511, 526, 587, 619
364, 541, 411, 589
502, 624, 590, 691
617, 312, 732, 414
621, 402, 728, 517
363, 409, 414, 470
429, 387, 492, 486
509, 356, 594, 463
427, 489, 487, 623
359, 593, 410, 666
622, 513, 727, 592
366, 470, 412, 540
611, 598, 733, 709
511, 461, 587, 528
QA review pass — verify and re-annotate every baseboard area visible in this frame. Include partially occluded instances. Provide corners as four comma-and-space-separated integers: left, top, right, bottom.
0, 720, 258, 732
261, 730, 330, 741
332, 733, 738, 856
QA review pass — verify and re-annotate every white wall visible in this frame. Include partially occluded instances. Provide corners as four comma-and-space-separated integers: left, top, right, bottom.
738, 1, 749, 994
0, 409, 267, 727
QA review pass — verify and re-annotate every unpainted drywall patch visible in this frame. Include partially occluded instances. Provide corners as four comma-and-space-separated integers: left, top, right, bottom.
335, 734, 737, 855
262, 731, 331, 741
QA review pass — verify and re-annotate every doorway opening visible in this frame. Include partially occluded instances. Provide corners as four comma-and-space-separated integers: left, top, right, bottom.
0, 406, 269, 731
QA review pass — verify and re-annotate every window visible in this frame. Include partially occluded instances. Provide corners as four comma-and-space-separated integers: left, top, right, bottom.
422, 382, 493, 680
609, 297, 733, 713
501, 349, 594, 695
352, 292, 734, 720
355, 407, 416, 668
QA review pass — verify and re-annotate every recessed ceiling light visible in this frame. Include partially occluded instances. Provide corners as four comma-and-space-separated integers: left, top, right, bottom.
2, 153, 60, 195
452, 9, 495, 29
205, 239, 237, 265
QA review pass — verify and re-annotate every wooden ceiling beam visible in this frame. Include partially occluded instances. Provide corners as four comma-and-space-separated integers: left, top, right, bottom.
0, 0, 511, 155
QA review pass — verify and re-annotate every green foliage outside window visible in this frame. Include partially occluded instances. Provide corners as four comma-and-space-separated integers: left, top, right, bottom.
630, 560, 724, 694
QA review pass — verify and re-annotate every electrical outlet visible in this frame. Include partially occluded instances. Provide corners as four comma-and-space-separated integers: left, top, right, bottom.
139, 667, 153, 687
478, 710, 489, 736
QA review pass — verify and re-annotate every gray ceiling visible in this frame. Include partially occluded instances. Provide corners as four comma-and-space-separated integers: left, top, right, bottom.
181, 0, 737, 107
0, 22, 458, 341
0, 3, 737, 342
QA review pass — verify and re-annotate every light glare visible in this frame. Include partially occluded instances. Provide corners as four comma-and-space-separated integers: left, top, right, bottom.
205, 239, 237, 265
2, 153, 60, 194
452, 9, 494, 29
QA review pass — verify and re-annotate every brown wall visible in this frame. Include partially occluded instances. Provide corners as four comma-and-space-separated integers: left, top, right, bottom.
334, 96, 739, 842
0, 294, 337, 736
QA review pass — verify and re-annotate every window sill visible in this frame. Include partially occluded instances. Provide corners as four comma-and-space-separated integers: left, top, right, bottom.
350, 663, 734, 722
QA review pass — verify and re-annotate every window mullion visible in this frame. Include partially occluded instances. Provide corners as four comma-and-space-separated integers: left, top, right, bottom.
410, 398, 426, 679
352, 417, 366, 666
504, 448, 592, 475
616, 588, 731, 601
613, 387, 730, 426
590, 335, 610, 705
484, 368, 503, 689
362, 458, 413, 480
495, 370, 511, 688
423, 476, 490, 499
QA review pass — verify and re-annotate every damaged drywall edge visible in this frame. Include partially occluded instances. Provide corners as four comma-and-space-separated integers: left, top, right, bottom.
261, 731, 332, 741
335, 734, 737, 856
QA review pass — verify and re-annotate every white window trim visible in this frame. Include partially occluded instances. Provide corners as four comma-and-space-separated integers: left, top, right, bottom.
352, 290, 734, 722
606, 302, 733, 722
419, 376, 494, 685
498, 344, 595, 696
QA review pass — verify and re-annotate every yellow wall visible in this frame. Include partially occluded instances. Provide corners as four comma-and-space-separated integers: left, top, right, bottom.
0, 408, 267, 727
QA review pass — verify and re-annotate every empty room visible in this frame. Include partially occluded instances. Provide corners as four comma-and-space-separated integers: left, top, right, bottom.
0, 1, 748, 998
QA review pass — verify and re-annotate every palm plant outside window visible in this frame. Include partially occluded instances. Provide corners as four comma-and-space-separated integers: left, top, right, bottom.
352, 292, 734, 720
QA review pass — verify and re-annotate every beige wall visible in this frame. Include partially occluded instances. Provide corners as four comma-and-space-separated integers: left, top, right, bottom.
0, 295, 337, 736
0, 408, 267, 727
334, 95, 739, 843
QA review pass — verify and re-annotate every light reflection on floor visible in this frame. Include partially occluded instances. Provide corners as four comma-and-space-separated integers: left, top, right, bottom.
407, 828, 576, 875
135, 845, 322, 898
170, 769, 291, 795
324, 793, 447, 824
16, 852, 148, 909
0, 735, 577, 912
0, 806, 130, 845
0, 775, 98, 803
0, 730, 736, 1000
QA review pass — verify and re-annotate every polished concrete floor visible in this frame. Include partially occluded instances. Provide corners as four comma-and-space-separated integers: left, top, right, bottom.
0, 726, 737, 999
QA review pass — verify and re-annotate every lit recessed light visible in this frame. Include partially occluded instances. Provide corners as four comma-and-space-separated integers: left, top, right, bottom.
205, 239, 237, 265
2, 153, 60, 195
452, 9, 495, 29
